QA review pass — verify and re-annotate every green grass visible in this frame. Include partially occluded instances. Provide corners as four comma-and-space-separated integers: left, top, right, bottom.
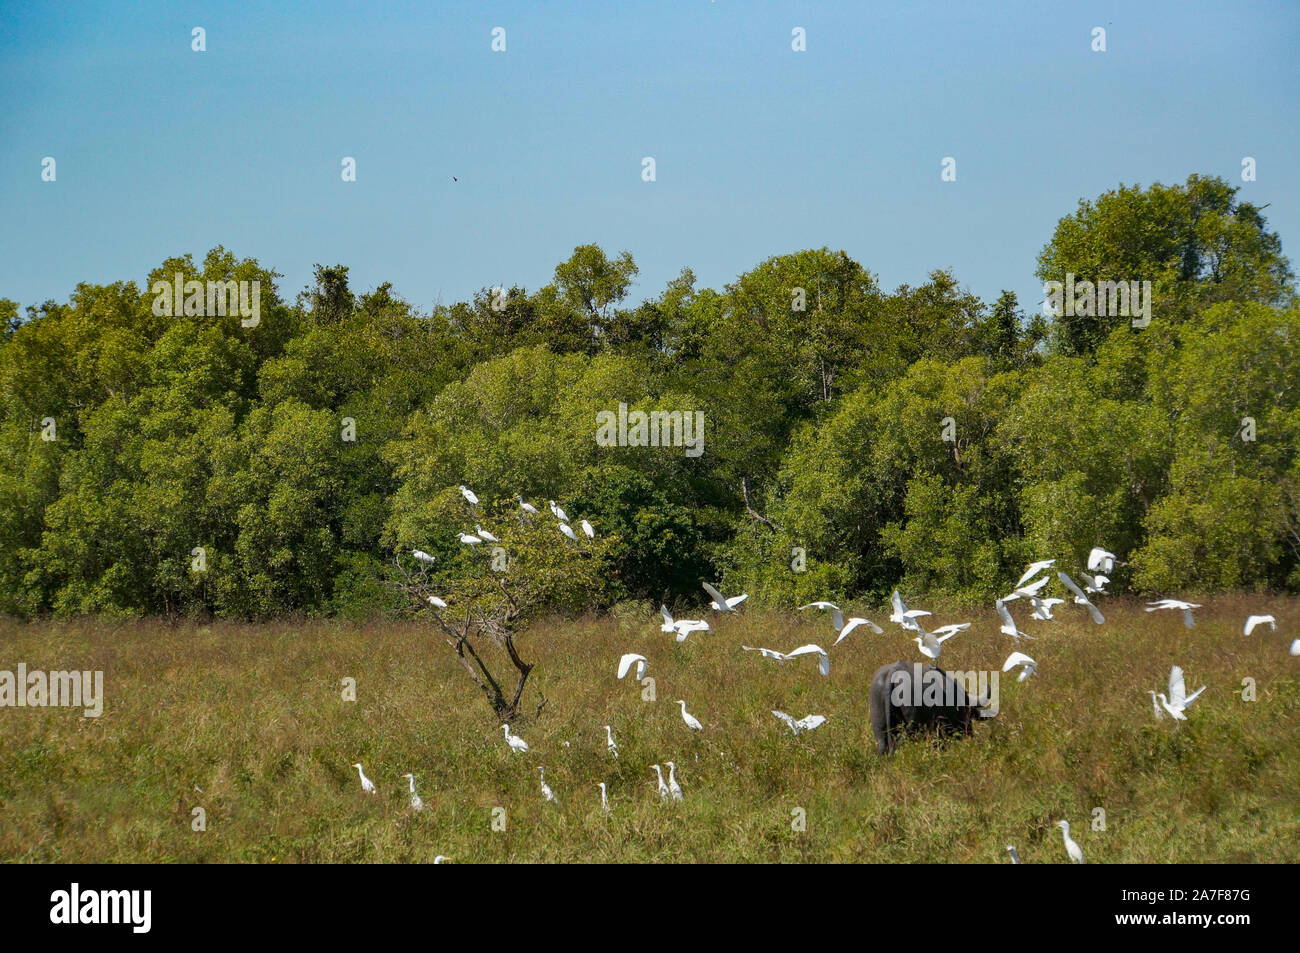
1, 594, 1298, 863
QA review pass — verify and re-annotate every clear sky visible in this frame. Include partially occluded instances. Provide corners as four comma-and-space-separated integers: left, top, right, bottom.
2, 0, 1296, 318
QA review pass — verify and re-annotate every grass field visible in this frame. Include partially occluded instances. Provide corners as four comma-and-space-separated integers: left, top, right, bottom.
1, 594, 1298, 863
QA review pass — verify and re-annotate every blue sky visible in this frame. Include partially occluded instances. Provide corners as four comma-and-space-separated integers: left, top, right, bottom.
2, 0, 1296, 318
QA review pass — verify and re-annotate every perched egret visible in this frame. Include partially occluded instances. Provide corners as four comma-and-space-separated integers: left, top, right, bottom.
474, 524, 499, 543
1014, 560, 1056, 589
798, 601, 846, 633
785, 643, 831, 676
459, 485, 479, 506
501, 724, 529, 753
1244, 614, 1276, 636
996, 599, 1035, 643
1007, 845, 1020, 864
651, 764, 669, 801
598, 782, 610, 814
427, 595, 448, 609
741, 645, 789, 661
548, 500, 569, 523
677, 699, 704, 731
516, 494, 539, 515
834, 616, 884, 646
457, 532, 482, 545
1058, 572, 1105, 624
1157, 665, 1206, 721
889, 590, 932, 631
702, 581, 749, 612
771, 710, 828, 735
1146, 599, 1200, 629
558, 523, 579, 542
1087, 547, 1117, 574
412, 549, 436, 566
352, 763, 376, 794
604, 724, 619, 759
1056, 820, 1084, 864
1002, 651, 1037, 681
666, 761, 684, 801
538, 766, 555, 803
580, 519, 596, 538
401, 773, 424, 811
617, 653, 648, 680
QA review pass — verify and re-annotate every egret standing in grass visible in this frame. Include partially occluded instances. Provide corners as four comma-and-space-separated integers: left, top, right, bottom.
666, 761, 684, 801
538, 766, 555, 803
677, 700, 703, 731
598, 782, 610, 814
651, 764, 669, 801
1056, 820, 1084, 863
401, 773, 424, 811
352, 763, 376, 794
604, 725, 619, 759
502, 724, 529, 753
1007, 845, 1020, 864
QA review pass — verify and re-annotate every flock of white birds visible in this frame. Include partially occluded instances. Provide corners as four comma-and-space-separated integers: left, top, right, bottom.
388, 496, 1295, 863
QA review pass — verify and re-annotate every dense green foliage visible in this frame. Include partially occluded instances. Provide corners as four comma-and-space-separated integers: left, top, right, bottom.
2, 175, 1296, 618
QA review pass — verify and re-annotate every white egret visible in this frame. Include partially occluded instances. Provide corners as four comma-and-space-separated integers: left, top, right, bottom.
580, 519, 596, 538
412, 549, 436, 566
617, 653, 648, 680
799, 601, 846, 633
427, 595, 448, 609
401, 773, 424, 811
1002, 651, 1037, 681
352, 763, 376, 794
538, 766, 555, 803
889, 590, 932, 630
1080, 571, 1109, 595
651, 764, 669, 801
1058, 572, 1105, 624
459, 485, 479, 506
703, 581, 748, 612
1014, 560, 1056, 589
914, 628, 956, 660
434, 855, 450, 864
660, 606, 710, 641
1146, 599, 1200, 629
1157, 665, 1206, 720
558, 523, 579, 542
1056, 820, 1084, 863
604, 724, 619, 759
996, 598, 1035, 643
741, 645, 789, 661
1087, 547, 1117, 574
548, 500, 569, 523
677, 699, 704, 731
784, 643, 831, 676
666, 761, 684, 801
474, 524, 499, 543
1244, 614, 1276, 636
457, 532, 482, 545
771, 710, 828, 735
598, 782, 610, 813
1003, 575, 1051, 602
501, 724, 529, 753
1007, 845, 1020, 864
1147, 689, 1164, 720
1029, 596, 1065, 621
834, 617, 884, 646
516, 494, 539, 515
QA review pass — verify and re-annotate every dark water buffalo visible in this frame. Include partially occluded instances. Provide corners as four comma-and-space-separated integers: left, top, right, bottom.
869, 660, 991, 754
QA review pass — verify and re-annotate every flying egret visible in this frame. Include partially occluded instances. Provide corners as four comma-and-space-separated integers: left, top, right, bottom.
401, 773, 424, 811
996, 599, 1035, 643
784, 643, 831, 676
1147, 690, 1164, 720
538, 766, 555, 803
516, 494, 539, 515
1080, 571, 1109, 595
1006, 845, 1020, 864
1087, 547, 1117, 574
677, 699, 704, 731
580, 519, 596, 538
798, 601, 846, 633
703, 581, 748, 612
1014, 560, 1056, 589
474, 524, 499, 543
1244, 614, 1276, 636
889, 590, 932, 631
771, 710, 828, 735
666, 762, 684, 801
548, 500, 569, 523
1056, 820, 1084, 864
598, 782, 610, 814
501, 724, 529, 753
459, 485, 479, 506
604, 724, 619, 759
741, 645, 789, 661
412, 549, 436, 566
1058, 572, 1105, 624
617, 653, 648, 680
1003, 575, 1051, 602
457, 532, 482, 545
834, 616, 884, 646
1146, 599, 1200, 629
558, 523, 579, 542
1157, 665, 1206, 720
1029, 596, 1065, 621
660, 606, 710, 641
352, 763, 376, 794
651, 764, 669, 801
427, 595, 448, 609
914, 628, 956, 660
1002, 651, 1037, 681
